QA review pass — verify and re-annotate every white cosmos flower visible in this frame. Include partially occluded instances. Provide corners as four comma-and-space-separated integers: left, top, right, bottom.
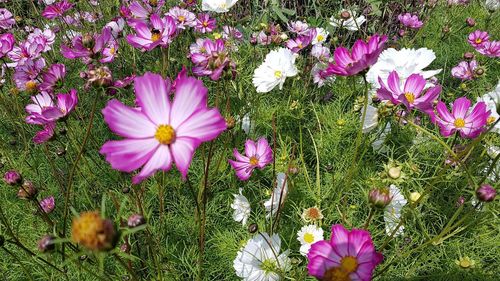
233, 233, 291, 281
241, 113, 252, 135
296, 225, 324, 256
264, 173, 288, 218
253, 48, 298, 93
477, 80, 500, 132
202, 0, 239, 13
384, 184, 407, 236
366, 48, 442, 89
311, 27, 329, 45
231, 188, 251, 226
329, 10, 366, 31
362, 104, 379, 133
485, 0, 500, 11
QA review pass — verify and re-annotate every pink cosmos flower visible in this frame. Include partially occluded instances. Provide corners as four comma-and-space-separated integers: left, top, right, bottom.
39, 63, 66, 93
322, 34, 388, 77
100, 72, 226, 184
476, 41, 500, 58
105, 18, 126, 37
307, 224, 383, 281
0, 33, 15, 58
194, 13, 216, 33
451, 60, 478, 80
61, 27, 117, 63
42, 0, 74, 19
433, 97, 490, 138
8, 40, 45, 67
39, 196, 55, 213
27, 28, 56, 52
25, 90, 78, 125
13, 58, 46, 92
228, 138, 273, 181
468, 30, 489, 48
167, 7, 196, 29
286, 35, 312, 53
311, 44, 331, 62
377, 71, 441, 112
0, 8, 15, 30
189, 38, 235, 80
33, 122, 56, 144
398, 13, 423, 29
222, 26, 243, 41
288, 20, 310, 35
129, 0, 165, 20
126, 14, 177, 51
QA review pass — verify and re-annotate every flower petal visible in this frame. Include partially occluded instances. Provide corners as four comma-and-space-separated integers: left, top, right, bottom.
102, 99, 157, 138
134, 72, 171, 125
132, 145, 173, 184
100, 138, 159, 172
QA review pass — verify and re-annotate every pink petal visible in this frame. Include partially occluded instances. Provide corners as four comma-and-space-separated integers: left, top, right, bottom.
170, 137, 199, 179
134, 72, 171, 125
228, 159, 253, 181
436, 101, 454, 123
132, 145, 173, 184
244, 139, 257, 157
347, 229, 371, 257
403, 74, 426, 97
387, 71, 402, 97
330, 224, 349, 257
169, 76, 208, 128
451, 97, 471, 119
102, 99, 157, 138
175, 108, 226, 142
100, 138, 159, 172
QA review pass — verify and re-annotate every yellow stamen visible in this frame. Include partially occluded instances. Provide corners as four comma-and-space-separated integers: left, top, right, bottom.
487, 116, 496, 125
303, 233, 315, 244
249, 156, 259, 166
202, 21, 209, 27
274, 70, 282, 78
25, 81, 37, 91
317, 35, 324, 42
109, 47, 115, 55
155, 125, 176, 145
151, 30, 161, 42
475, 38, 482, 44
340, 256, 358, 273
178, 15, 185, 22
454, 118, 465, 128
404, 92, 415, 104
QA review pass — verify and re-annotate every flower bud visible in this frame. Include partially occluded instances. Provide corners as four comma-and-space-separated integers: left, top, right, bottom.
18, 180, 37, 199
340, 11, 351, 20
409, 192, 421, 203
82, 34, 95, 49
38, 235, 56, 253
456, 196, 465, 207
368, 188, 392, 208
40, 196, 55, 214
442, 26, 450, 34
476, 184, 496, 202
122, 187, 130, 194
388, 167, 402, 179
247, 223, 258, 234
127, 214, 146, 228
71, 211, 117, 251
474, 67, 485, 76
398, 29, 406, 37
465, 17, 475, 27
225, 116, 235, 130
3, 170, 21, 185
288, 165, 299, 175
463, 52, 474, 60
87, 66, 113, 87
120, 243, 130, 253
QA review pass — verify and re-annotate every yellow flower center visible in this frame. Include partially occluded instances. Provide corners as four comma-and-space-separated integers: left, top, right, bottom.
487, 116, 496, 125
249, 156, 259, 166
25, 80, 37, 91
203, 21, 209, 27
317, 35, 324, 42
340, 256, 358, 273
459, 259, 471, 268
109, 47, 115, 55
298, 43, 303, 49
475, 38, 482, 44
323, 256, 358, 281
404, 92, 415, 104
303, 233, 315, 244
151, 30, 161, 42
274, 70, 282, 78
155, 125, 176, 145
213, 33, 222, 39
454, 118, 465, 128
178, 15, 185, 22
149, 0, 158, 6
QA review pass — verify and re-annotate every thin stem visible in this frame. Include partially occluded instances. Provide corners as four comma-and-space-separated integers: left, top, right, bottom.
363, 208, 375, 229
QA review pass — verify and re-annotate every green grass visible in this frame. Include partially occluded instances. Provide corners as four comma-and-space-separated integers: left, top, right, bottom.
0, 0, 499, 280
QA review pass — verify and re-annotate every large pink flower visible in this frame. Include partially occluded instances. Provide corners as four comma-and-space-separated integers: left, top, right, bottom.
307, 224, 383, 281
100, 72, 226, 184
322, 34, 387, 77
377, 70, 441, 113
228, 138, 273, 181
433, 97, 490, 138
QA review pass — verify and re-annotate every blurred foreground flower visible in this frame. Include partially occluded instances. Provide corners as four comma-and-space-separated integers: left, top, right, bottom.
71, 211, 117, 251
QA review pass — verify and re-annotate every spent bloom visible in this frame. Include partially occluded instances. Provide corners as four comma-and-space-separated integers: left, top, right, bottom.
202, 0, 239, 13
398, 13, 423, 29
100, 72, 226, 184
0, 33, 15, 58
433, 97, 490, 138
330, 10, 366, 31
194, 13, 216, 33
233, 233, 291, 281
42, 0, 74, 19
252, 47, 298, 93
301, 206, 324, 223
322, 34, 388, 77
71, 211, 117, 251
231, 188, 251, 225
126, 14, 177, 51
61, 27, 118, 63
0, 8, 15, 29
377, 71, 441, 113
307, 224, 383, 280
297, 225, 324, 256
228, 138, 273, 181
451, 60, 478, 80
167, 6, 196, 29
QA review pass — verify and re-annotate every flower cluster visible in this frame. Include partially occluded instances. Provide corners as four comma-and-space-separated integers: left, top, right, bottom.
468, 30, 500, 58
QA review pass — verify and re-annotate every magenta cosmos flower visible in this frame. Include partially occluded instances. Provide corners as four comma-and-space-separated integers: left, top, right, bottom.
307, 224, 383, 281
468, 30, 489, 48
377, 71, 441, 112
398, 13, 423, 29
286, 34, 313, 53
0, 8, 15, 30
323, 34, 388, 77
477, 41, 500, 58
194, 13, 216, 33
0, 33, 14, 58
13, 58, 46, 92
61, 27, 117, 64
451, 60, 478, 80
189, 38, 235, 80
42, 0, 74, 19
40, 196, 55, 213
39, 63, 66, 93
434, 97, 490, 138
129, 0, 165, 20
100, 72, 226, 184
167, 7, 196, 29
126, 14, 177, 51
228, 138, 273, 181
25, 90, 78, 125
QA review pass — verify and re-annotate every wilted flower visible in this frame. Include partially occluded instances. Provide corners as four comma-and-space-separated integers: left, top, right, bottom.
476, 184, 496, 202
264, 173, 288, 218
451, 60, 478, 80
455, 256, 476, 269
71, 211, 117, 251
3, 170, 21, 185
127, 214, 146, 227
40, 196, 55, 213
285, 34, 312, 53
228, 138, 273, 181
18, 180, 37, 199
86, 66, 113, 87
485, 0, 500, 11
252, 47, 298, 93
62, 27, 118, 63
301, 206, 324, 223
398, 13, 423, 29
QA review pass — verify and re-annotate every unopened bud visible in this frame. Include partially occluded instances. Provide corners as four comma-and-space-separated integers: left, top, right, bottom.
340, 11, 351, 20
18, 180, 37, 199
368, 188, 392, 209
476, 184, 496, 202
248, 223, 258, 234
465, 17, 475, 27
127, 214, 146, 228
38, 235, 56, 253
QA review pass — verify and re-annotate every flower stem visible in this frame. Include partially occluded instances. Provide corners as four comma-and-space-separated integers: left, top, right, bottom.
363, 208, 375, 229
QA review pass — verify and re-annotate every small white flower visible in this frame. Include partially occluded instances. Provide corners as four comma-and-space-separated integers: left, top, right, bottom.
233, 233, 291, 281
231, 188, 251, 226
296, 225, 324, 256
330, 10, 366, 31
362, 104, 379, 134
384, 184, 407, 236
253, 48, 298, 93
202, 0, 239, 13
241, 113, 252, 135
367, 48, 442, 89
264, 173, 288, 218
311, 27, 329, 45
485, 0, 500, 11
477, 80, 500, 133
